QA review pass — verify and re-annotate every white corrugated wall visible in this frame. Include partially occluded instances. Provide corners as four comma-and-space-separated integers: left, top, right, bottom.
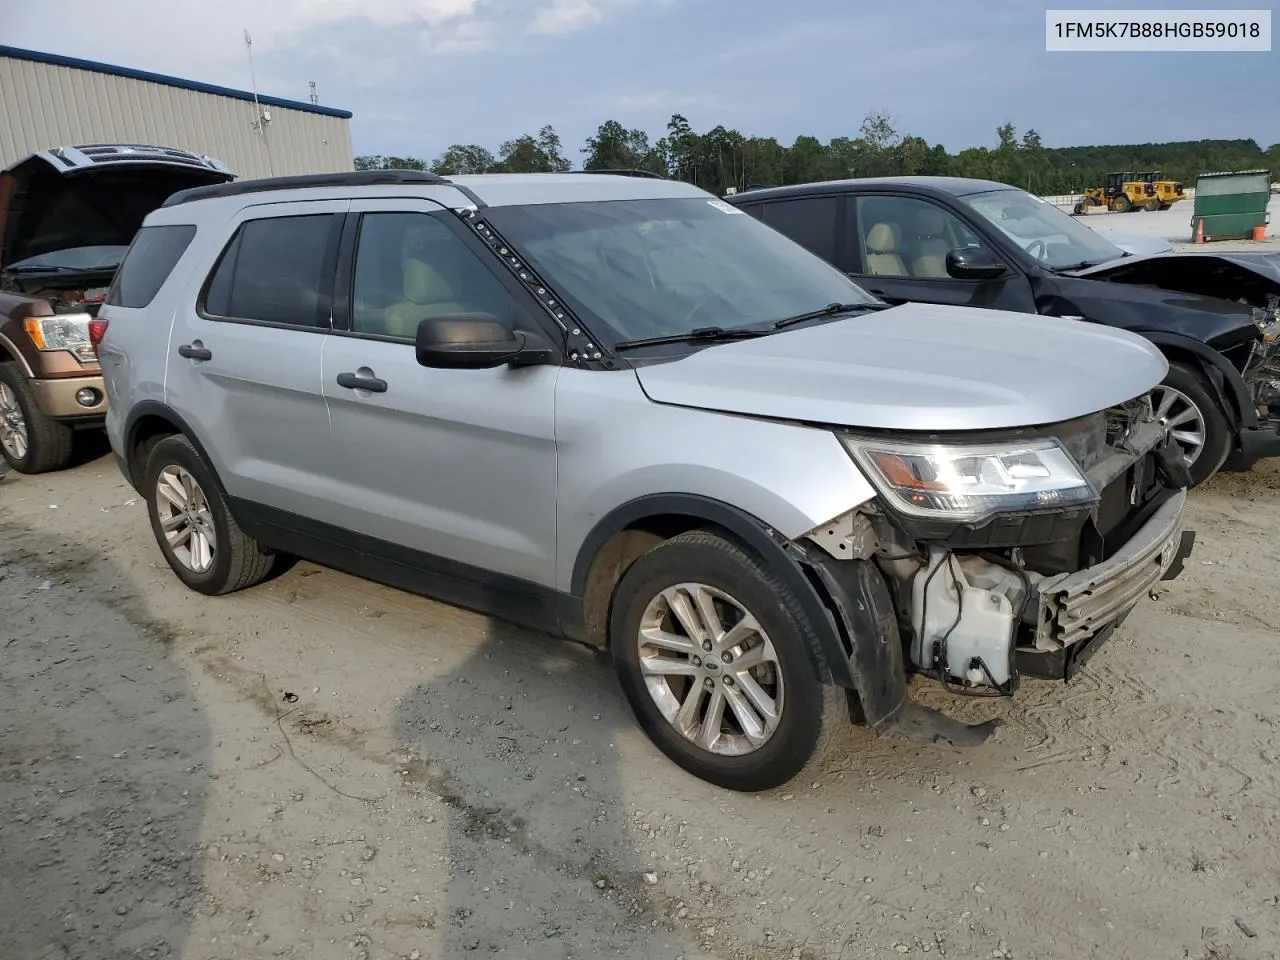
0, 56, 354, 179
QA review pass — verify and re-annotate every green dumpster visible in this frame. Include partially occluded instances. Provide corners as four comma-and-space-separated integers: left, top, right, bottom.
1190, 169, 1271, 241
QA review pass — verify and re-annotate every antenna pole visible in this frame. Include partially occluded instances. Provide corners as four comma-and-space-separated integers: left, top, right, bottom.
243, 29, 274, 175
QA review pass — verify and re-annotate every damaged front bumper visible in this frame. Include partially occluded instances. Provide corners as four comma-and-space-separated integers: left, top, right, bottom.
1018, 490, 1194, 680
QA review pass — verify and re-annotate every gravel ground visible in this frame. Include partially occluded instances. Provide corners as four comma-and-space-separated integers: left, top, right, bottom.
2, 443, 1280, 960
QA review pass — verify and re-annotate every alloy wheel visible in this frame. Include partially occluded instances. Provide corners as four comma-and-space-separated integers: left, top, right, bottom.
0, 383, 29, 461
154, 465, 217, 573
636, 582, 784, 756
1152, 385, 1206, 468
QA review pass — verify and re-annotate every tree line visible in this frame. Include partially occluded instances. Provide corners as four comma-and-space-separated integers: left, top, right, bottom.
355, 112, 1280, 197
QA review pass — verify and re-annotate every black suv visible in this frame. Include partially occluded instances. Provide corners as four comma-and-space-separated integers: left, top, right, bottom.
724, 177, 1280, 488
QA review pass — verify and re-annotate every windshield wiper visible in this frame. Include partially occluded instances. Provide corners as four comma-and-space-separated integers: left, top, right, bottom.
3, 263, 118, 275
772, 301, 887, 330
614, 326, 771, 351
1054, 256, 1119, 272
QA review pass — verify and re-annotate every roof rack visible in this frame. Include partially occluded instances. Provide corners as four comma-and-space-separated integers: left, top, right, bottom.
580, 169, 666, 179
161, 169, 450, 208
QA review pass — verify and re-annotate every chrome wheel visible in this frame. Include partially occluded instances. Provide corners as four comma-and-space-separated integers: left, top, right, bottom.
1152, 385, 1206, 468
154, 465, 217, 573
0, 382, 28, 461
637, 583, 784, 756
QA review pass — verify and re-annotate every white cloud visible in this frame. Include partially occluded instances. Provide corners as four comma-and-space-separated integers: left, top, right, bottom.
530, 0, 604, 35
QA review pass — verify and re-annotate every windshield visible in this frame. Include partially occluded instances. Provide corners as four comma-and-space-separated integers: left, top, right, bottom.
6, 244, 128, 272
960, 189, 1125, 269
481, 198, 879, 343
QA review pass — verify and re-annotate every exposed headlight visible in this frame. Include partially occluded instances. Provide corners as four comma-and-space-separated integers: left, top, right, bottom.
840, 436, 1096, 522
23, 315, 95, 362
1251, 306, 1278, 342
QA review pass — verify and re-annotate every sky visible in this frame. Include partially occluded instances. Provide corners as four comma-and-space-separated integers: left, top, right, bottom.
5, 0, 1278, 164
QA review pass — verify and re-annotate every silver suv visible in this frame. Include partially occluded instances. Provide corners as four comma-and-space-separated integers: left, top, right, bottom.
97, 170, 1195, 791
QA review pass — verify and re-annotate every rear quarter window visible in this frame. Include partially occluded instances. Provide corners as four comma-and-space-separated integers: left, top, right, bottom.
106, 224, 198, 308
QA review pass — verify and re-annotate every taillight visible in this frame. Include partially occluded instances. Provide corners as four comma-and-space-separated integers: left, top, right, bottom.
88, 318, 109, 356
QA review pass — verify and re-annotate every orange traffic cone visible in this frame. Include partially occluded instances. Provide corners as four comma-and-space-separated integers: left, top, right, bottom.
1193, 218, 1205, 243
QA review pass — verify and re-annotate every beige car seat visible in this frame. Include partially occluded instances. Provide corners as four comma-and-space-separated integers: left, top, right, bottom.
910, 206, 953, 278
864, 222, 906, 276
383, 258, 468, 337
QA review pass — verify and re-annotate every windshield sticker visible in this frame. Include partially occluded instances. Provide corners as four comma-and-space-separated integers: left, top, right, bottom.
706, 199, 745, 214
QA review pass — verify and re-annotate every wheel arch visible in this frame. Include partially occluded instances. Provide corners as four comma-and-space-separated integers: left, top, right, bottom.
569, 493, 873, 692
1140, 330, 1254, 430
0, 331, 34, 376
122, 401, 231, 499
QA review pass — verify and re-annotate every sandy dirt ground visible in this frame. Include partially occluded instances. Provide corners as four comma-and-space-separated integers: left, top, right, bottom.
2, 442, 1279, 960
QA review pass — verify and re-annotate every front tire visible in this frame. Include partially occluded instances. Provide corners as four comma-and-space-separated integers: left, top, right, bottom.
144, 435, 275, 595
610, 530, 847, 792
1154, 361, 1232, 488
0, 363, 74, 474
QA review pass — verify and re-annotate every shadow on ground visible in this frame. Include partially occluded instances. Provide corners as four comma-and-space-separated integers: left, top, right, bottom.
393, 616, 713, 959
0, 518, 211, 960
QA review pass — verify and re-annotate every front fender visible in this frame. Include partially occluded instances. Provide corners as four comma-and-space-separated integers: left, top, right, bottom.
1138, 329, 1256, 429
570, 493, 905, 720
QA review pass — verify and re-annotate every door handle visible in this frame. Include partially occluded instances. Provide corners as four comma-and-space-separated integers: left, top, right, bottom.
336, 371, 388, 393
177, 343, 212, 361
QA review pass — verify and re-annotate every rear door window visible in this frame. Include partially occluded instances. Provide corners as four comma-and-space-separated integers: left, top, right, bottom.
202, 214, 340, 327
106, 224, 197, 308
760, 197, 840, 262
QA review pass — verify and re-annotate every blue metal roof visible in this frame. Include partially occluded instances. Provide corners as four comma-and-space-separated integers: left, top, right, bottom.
0, 44, 353, 120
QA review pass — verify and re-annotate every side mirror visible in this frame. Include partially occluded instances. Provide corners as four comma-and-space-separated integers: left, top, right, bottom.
946, 246, 1008, 280
415, 314, 553, 370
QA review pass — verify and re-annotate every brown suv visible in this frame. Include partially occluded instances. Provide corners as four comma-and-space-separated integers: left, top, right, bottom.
0, 144, 234, 473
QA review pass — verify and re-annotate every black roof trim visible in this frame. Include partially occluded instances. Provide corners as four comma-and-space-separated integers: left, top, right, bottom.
161, 169, 451, 208
721, 176, 1021, 203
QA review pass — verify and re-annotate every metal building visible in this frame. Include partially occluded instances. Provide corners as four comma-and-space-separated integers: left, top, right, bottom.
0, 44, 354, 179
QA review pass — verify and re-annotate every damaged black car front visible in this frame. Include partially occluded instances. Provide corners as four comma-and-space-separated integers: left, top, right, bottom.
1073, 251, 1280, 472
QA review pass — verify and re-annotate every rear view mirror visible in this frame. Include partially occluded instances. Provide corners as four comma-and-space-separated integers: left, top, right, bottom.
946, 247, 1007, 280
415, 314, 553, 370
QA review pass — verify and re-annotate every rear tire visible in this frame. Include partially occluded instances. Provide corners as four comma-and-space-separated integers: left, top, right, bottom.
1112, 195, 1131, 213
1155, 361, 1232, 488
0, 363, 74, 474
144, 434, 276, 596
610, 529, 847, 792
1143, 198, 1160, 212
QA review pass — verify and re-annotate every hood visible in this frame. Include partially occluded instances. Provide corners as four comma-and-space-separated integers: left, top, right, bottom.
634, 301, 1168, 432
1064, 250, 1279, 347
1072, 250, 1280, 306
0, 144, 234, 269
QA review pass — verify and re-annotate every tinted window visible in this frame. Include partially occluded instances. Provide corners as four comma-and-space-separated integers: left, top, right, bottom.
203, 214, 337, 326
350, 212, 514, 339
482, 198, 877, 343
760, 197, 838, 261
106, 225, 197, 308
854, 196, 985, 278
